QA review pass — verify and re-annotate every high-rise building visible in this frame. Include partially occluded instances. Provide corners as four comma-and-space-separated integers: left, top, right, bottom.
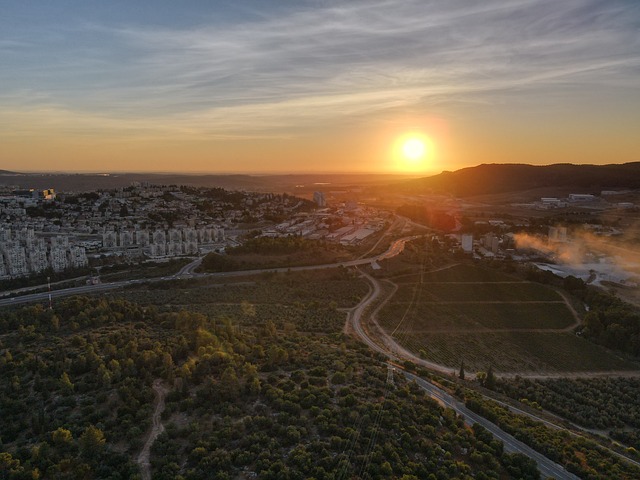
136, 230, 150, 246
50, 236, 69, 249
69, 246, 88, 269
102, 231, 117, 248
5, 246, 29, 276
49, 247, 68, 272
28, 246, 49, 273
0, 252, 7, 278
120, 230, 133, 247
461, 234, 473, 253
313, 191, 326, 207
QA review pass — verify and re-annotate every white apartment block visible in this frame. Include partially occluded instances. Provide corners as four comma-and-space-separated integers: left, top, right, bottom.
49, 247, 68, 272
50, 235, 69, 249
168, 228, 182, 243
136, 230, 150, 246
461, 234, 473, 253
102, 231, 118, 248
197, 228, 211, 243
184, 228, 197, 243
167, 241, 183, 256
4, 246, 29, 276
69, 246, 88, 269
150, 242, 166, 257
153, 230, 166, 245
120, 230, 133, 247
184, 240, 198, 255
28, 247, 49, 273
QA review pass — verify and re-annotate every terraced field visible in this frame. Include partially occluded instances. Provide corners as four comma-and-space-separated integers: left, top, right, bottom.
378, 264, 639, 373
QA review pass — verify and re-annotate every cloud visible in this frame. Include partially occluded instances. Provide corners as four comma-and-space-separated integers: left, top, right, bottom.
1, 0, 639, 139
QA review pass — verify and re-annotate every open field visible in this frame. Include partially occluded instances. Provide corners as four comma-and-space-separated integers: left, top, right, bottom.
378, 263, 640, 373
397, 331, 638, 373
394, 263, 521, 283
379, 302, 576, 331
391, 281, 562, 302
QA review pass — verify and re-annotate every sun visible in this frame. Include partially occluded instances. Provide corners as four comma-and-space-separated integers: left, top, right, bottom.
394, 134, 432, 172
403, 138, 425, 161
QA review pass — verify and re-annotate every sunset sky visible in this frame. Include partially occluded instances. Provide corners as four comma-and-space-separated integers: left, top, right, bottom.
1, 0, 639, 174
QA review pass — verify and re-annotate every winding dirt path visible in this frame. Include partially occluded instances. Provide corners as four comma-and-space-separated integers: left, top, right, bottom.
137, 379, 169, 480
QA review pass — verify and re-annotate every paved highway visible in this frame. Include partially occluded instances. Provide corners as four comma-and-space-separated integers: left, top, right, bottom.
400, 370, 579, 480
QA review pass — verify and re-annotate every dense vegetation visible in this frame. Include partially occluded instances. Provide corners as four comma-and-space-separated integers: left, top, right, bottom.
465, 392, 640, 479
0, 279, 538, 479
578, 287, 640, 357
497, 377, 640, 452
199, 237, 350, 272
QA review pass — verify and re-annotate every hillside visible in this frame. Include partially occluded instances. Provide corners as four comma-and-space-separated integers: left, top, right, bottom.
395, 162, 640, 197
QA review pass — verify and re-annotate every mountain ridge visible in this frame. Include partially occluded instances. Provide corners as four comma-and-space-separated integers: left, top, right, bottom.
394, 162, 640, 197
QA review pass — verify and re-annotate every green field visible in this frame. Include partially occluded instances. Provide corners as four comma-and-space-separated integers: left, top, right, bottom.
378, 263, 640, 373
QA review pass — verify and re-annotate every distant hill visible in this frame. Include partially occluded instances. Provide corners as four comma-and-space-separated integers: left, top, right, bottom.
394, 162, 640, 197
0, 172, 413, 193
0, 169, 20, 175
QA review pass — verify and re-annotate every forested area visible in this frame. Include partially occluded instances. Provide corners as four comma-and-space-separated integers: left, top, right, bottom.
1, 291, 538, 479
497, 377, 640, 452
578, 287, 640, 357
199, 236, 349, 272
465, 392, 640, 479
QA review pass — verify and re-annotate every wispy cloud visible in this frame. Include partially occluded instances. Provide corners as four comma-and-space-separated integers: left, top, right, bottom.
1, 0, 639, 139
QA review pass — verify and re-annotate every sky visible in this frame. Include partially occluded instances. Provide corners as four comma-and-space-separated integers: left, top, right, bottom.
1, 0, 639, 175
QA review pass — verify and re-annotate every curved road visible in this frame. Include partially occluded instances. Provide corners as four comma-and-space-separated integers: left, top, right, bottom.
348, 269, 579, 480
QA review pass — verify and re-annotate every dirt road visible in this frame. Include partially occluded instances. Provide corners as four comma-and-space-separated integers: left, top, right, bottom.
137, 379, 169, 480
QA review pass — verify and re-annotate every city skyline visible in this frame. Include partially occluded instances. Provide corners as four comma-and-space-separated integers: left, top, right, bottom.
2, 0, 639, 174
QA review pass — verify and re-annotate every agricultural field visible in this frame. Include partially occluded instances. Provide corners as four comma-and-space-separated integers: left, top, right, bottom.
377, 263, 640, 373
379, 302, 575, 331
396, 331, 636, 373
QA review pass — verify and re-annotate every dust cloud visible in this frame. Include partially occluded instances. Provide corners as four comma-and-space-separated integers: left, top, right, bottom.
515, 227, 640, 274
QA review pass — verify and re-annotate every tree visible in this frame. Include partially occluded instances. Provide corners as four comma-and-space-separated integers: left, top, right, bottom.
52, 427, 73, 446
459, 360, 465, 380
485, 365, 496, 390
60, 372, 74, 393
79, 425, 106, 457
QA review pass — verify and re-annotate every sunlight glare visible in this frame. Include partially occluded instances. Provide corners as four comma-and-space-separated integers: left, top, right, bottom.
394, 134, 433, 172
